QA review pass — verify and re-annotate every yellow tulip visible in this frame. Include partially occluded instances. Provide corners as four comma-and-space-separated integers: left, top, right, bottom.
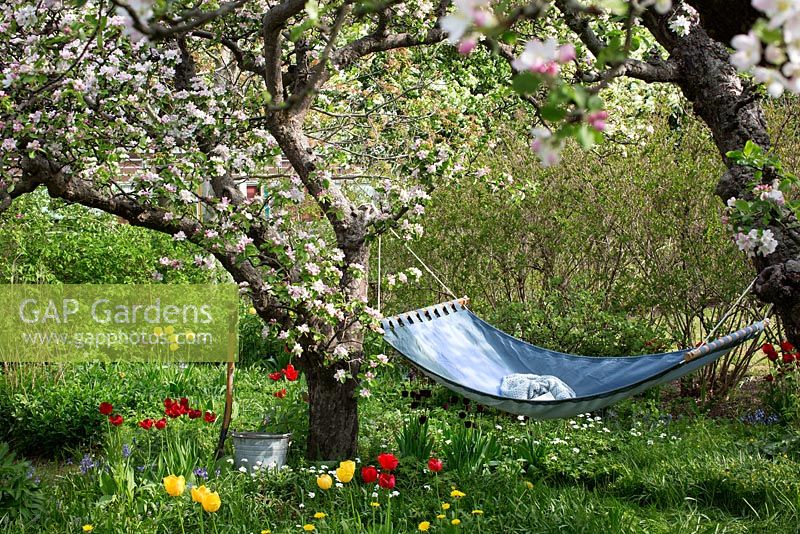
418, 521, 431, 531
335, 460, 355, 483
201, 490, 221, 513
191, 485, 210, 503
316, 474, 333, 490
163, 475, 186, 496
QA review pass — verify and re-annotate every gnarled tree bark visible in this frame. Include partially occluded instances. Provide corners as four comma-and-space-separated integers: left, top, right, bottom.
639, 9, 800, 345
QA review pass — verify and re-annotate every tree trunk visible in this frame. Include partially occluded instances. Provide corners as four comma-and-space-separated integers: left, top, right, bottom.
304, 363, 360, 460
266, 110, 373, 460
644, 20, 800, 345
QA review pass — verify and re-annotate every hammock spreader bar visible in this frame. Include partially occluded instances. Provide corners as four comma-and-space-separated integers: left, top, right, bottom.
381, 299, 765, 419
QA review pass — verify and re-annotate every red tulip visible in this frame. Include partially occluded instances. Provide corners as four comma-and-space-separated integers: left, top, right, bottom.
108, 414, 124, 426
361, 465, 378, 483
377, 472, 396, 490
780, 341, 795, 353
204, 411, 217, 423
166, 404, 182, 418
164, 397, 174, 408
98, 402, 114, 416
179, 397, 190, 408
155, 418, 168, 430
377, 453, 399, 471
188, 409, 202, 419
274, 389, 287, 399
427, 458, 443, 472
138, 418, 154, 430
284, 364, 299, 381
782, 352, 795, 364
269, 371, 283, 381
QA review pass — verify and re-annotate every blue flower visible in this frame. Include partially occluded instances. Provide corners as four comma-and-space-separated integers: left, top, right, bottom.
79, 454, 95, 475
194, 467, 208, 480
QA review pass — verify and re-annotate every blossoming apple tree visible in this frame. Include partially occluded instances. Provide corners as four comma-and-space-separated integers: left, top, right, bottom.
0, 0, 475, 459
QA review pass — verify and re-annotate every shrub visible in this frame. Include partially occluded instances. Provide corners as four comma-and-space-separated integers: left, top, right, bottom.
0, 442, 45, 525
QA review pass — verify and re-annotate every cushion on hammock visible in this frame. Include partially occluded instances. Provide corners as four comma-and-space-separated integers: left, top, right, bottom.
500, 374, 576, 401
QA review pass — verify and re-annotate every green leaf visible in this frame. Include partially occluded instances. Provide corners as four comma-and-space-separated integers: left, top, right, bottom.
511, 72, 541, 95
743, 140, 762, 157
500, 31, 518, 45
540, 104, 566, 122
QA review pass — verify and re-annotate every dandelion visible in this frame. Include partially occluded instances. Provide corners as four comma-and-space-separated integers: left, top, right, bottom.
261, 530, 271, 534
525, 481, 534, 489
313, 512, 326, 519
442, 503, 451, 510
450, 489, 466, 498
418, 521, 431, 531
303, 525, 315, 531
472, 510, 484, 515
83, 526, 94, 532
451, 519, 461, 525
436, 514, 446, 519
370, 502, 380, 507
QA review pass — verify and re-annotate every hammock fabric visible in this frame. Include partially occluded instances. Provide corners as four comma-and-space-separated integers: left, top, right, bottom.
381, 299, 765, 419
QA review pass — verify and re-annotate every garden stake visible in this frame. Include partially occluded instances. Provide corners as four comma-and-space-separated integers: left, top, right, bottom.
216, 360, 235, 460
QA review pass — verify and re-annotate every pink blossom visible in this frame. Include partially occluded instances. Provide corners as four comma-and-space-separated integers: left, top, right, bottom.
587, 110, 609, 131
557, 44, 576, 63
458, 37, 478, 55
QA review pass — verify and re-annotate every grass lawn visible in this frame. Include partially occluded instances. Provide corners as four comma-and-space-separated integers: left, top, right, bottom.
1, 362, 799, 533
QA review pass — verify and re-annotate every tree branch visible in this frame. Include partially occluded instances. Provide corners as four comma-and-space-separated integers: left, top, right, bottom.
262, 0, 306, 104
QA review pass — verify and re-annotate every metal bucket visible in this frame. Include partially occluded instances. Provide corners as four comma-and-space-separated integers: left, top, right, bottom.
231, 431, 292, 471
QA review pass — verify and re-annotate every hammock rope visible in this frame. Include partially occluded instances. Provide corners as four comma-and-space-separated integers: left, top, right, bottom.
702, 276, 758, 345
387, 227, 458, 300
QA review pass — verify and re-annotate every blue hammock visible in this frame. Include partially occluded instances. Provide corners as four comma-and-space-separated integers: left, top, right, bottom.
381, 299, 765, 419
